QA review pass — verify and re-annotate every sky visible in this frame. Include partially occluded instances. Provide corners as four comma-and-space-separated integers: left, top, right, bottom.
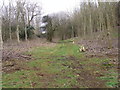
40, 0, 81, 15
1, 0, 81, 15
1, 0, 119, 15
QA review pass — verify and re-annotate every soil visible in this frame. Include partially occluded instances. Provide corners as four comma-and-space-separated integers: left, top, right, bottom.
2, 37, 118, 88
2, 38, 56, 61
2, 38, 56, 74
2, 37, 118, 72
75, 36, 118, 63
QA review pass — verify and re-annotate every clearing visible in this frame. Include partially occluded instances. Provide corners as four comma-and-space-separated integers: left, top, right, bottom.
2, 38, 118, 88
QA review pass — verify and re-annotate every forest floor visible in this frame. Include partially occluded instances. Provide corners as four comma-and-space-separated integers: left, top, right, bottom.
2, 37, 119, 88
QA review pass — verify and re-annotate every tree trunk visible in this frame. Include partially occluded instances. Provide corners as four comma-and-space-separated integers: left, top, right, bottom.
0, 16, 3, 51
25, 26, 27, 41
89, 14, 92, 35
46, 17, 53, 42
16, 24, 20, 43
0, 15, 3, 89
16, 1, 20, 43
9, 1, 12, 41
9, 21, 12, 40
23, 16, 27, 41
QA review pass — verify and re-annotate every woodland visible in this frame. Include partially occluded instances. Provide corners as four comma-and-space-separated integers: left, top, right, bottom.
0, 0, 119, 88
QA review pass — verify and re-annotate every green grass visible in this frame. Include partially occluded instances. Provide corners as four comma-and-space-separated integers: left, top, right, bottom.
58, 39, 74, 43
2, 40, 118, 88
98, 69, 118, 88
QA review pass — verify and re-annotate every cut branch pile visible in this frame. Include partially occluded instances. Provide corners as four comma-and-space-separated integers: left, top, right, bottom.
2, 49, 32, 61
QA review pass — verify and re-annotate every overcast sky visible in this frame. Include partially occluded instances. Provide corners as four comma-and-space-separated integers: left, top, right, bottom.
1, 0, 119, 15
40, 0, 81, 15
1, 0, 82, 15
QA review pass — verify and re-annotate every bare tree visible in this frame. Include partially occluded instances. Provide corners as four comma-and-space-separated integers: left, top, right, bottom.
16, 0, 21, 43
18, 0, 27, 41
22, 1, 41, 41
0, 2, 4, 49
26, 3, 41, 26
0, 3, 4, 87
8, 0, 12, 40
0, 16, 3, 49
0, 15, 2, 90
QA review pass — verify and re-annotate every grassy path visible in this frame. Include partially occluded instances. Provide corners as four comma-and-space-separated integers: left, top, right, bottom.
2, 42, 118, 88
